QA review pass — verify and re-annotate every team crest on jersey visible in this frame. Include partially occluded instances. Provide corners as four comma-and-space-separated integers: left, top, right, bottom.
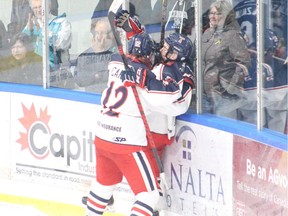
135, 39, 141, 48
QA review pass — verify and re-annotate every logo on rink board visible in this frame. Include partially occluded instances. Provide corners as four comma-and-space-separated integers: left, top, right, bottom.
16, 103, 95, 166
17, 103, 51, 160
175, 125, 195, 161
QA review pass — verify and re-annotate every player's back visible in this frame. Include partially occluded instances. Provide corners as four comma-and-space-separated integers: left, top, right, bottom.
96, 54, 151, 146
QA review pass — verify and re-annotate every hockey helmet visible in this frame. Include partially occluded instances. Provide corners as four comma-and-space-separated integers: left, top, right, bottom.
128, 33, 153, 56
264, 29, 278, 52
164, 32, 193, 61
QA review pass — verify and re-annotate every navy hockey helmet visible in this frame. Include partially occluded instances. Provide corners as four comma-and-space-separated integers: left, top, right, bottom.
128, 33, 153, 56
164, 32, 193, 61
264, 29, 278, 52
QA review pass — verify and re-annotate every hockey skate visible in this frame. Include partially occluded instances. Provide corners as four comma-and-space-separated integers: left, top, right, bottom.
82, 195, 114, 206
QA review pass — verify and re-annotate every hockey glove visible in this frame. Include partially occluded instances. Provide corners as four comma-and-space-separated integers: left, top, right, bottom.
115, 10, 144, 40
120, 67, 151, 88
183, 73, 195, 89
120, 68, 136, 87
180, 64, 195, 89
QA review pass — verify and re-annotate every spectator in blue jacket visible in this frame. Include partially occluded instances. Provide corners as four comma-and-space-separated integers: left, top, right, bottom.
23, 0, 71, 72
8, 0, 59, 40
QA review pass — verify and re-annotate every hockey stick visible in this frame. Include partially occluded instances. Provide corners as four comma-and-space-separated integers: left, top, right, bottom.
160, 0, 167, 42
108, 0, 168, 190
248, 48, 287, 63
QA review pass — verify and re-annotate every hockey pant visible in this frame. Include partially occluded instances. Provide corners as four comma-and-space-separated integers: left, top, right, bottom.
87, 145, 161, 215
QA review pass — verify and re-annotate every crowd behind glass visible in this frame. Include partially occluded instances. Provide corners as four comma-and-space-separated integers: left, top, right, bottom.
0, 0, 287, 135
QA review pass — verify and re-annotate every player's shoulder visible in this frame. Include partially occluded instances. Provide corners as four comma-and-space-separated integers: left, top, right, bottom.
234, 0, 256, 10
161, 62, 184, 81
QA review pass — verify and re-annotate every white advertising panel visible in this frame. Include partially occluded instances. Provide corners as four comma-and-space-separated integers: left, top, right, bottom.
99, 120, 234, 215
162, 120, 233, 216
233, 136, 288, 215
9, 93, 99, 191
0, 92, 12, 179
1, 90, 285, 216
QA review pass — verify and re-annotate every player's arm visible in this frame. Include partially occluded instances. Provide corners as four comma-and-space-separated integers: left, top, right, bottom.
115, 10, 144, 39
120, 66, 180, 93
120, 66, 184, 108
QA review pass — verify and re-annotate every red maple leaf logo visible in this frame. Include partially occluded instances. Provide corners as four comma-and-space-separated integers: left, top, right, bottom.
17, 103, 51, 158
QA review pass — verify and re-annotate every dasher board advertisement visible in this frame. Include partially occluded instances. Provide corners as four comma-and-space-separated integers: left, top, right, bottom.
0, 92, 12, 179
162, 120, 233, 216
233, 136, 288, 215
9, 93, 99, 191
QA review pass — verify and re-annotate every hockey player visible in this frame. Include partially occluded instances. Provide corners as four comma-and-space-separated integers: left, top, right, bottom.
86, 28, 194, 216
86, 33, 158, 216
233, 0, 257, 48
238, 29, 279, 125
114, 8, 195, 212
263, 31, 287, 134
121, 32, 195, 159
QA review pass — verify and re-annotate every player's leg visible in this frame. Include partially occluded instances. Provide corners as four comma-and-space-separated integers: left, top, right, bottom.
118, 150, 160, 216
86, 181, 116, 216
86, 147, 123, 216
153, 142, 168, 213
131, 190, 161, 216
82, 195, 114, 206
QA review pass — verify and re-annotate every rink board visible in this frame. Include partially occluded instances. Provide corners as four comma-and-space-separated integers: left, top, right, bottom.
0, 85, 287, 215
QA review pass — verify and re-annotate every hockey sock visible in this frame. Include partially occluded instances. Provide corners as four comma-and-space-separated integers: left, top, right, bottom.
86, 181, 116, 216
157, 177, 163, 197
154, 177, 167, 212
130, 191, 160, 216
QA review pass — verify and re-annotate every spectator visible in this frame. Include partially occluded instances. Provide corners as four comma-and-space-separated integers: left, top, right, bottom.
73, 18, 115, 93
23, 0, 71, 72
8, 0, 33, 40
50, 0, 59, 16
0, 20, 8, 50
201, 0, 251, 119
8, 0, 59, 40
0, 32, 42, 85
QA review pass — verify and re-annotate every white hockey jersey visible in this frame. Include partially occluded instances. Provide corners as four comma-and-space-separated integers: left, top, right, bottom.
95, 54, 193, 147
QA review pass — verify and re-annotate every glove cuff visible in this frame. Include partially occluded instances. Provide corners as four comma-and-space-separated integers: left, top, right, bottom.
127, 30, 143, 40
126, 17, 144, 40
